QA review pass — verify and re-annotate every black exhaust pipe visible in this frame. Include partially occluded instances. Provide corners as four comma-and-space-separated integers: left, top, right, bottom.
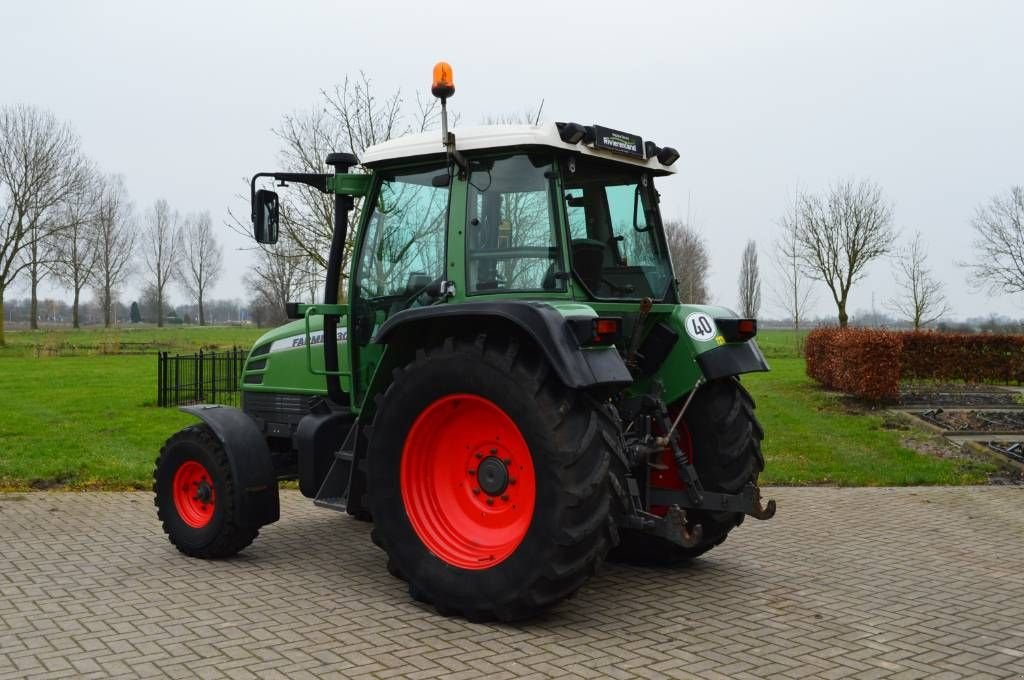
322, 152, 359, 406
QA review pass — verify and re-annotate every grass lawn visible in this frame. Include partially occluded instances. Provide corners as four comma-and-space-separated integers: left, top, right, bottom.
0, 355, 195, 488
0, 325, 261, 489
0, 326, 997, 490
746, 357, 994, 485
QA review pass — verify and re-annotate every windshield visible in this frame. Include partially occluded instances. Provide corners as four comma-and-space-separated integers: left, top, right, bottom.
562, 155, 674, 300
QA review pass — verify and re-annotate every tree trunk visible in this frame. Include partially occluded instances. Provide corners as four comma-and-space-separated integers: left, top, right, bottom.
0, 295, 5, 346
157, 288, 164, 328
72, 287, 80, 329
103, 287, 112, 328
198, 293, 205, 326
30, 262, 39, 330
838, 301, 849, 328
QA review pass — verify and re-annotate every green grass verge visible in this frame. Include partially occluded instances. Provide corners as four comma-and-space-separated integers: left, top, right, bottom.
0, 327, 996, 490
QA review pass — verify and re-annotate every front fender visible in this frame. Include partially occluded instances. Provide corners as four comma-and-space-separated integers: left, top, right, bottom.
180, 405, 280, 528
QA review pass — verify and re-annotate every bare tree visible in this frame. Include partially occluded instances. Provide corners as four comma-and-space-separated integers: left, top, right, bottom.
0, 104, 85, 342
963, 186, 1024, 296
772, 203, 816, 353
664, 219, 710, 304
93, 175, 135, 327
140, 283, 171, 323
230, 74, 445, 300
737, 239, 762, 318
179, 212, 223, 326
480, 101, 545, 126
887, 231, 951, 329
245, 242, 307, 326
51, 162, 101, 328
791, 179, 896, 327
142, 199, 181, 327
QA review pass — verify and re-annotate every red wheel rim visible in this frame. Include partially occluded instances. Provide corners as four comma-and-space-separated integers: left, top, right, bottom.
172, 460, 216, 528
400, 394, 536, 570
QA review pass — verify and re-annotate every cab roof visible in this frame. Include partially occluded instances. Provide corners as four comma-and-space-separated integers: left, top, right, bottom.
359, 122, 678, 175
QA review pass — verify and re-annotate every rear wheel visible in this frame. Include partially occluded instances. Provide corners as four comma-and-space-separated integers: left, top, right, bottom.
367, 335, 617, 621
613, 378, 764, 565
154, 425, 258, 558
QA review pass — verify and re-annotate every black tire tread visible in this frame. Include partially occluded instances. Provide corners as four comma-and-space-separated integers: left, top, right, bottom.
612, 377, 764, 566
369, 334, 616, 621
153, 424, 259, 559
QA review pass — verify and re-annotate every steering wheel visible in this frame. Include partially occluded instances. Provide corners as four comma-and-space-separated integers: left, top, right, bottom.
400, 276, 445, 308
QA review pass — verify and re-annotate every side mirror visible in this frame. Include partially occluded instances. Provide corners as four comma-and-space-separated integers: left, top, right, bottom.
632, 185, 650, 233
253, 189, 279, 244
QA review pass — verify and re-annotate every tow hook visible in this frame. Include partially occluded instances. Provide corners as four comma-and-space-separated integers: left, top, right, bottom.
750, 485, 777, 520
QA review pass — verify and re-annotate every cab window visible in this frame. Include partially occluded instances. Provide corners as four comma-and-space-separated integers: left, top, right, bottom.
561, 155, 673, 300
466, 154, 566, 293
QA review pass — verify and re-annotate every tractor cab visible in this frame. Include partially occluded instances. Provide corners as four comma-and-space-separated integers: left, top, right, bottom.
354, 122, 679, 308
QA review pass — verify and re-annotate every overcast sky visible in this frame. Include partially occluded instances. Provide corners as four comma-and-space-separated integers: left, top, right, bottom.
4, 0, 1022, 321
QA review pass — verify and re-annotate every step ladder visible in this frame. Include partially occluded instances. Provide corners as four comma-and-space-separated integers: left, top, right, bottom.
313, 423, 359, 512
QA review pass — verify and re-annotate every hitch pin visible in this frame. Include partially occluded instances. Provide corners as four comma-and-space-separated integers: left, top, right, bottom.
656, 378, 705, 446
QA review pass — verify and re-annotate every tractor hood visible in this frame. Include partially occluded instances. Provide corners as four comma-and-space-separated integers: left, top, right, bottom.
243, 316, 352, 397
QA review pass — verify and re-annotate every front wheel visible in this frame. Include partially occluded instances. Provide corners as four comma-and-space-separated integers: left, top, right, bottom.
153, 425, 258, 558
367, 335, 617, 621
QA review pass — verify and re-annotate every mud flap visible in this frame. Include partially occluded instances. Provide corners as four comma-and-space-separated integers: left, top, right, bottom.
180, 405, 280, 528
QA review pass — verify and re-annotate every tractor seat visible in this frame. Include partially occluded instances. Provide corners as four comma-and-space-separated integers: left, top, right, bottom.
570, 239, 605, 293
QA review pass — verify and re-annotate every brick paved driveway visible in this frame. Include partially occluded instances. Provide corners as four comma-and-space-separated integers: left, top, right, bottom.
2, 487, 1023, 679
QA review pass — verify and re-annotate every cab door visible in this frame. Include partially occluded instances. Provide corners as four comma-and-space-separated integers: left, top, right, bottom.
347, 162, 452, 403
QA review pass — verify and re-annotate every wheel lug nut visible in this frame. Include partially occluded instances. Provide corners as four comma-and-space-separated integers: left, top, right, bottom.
486, 498, 494, 505
472, 488, 480, 495
509, 478, 516, 485
468, 469, 475, 475
503, 458, 512, 466
475, 452, 483, 459
501, 495, 509, 501
490, 448, 498, 455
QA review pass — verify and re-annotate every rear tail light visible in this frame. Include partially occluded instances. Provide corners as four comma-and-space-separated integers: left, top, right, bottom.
716, 318, 757, 342
568, 316, 623, 346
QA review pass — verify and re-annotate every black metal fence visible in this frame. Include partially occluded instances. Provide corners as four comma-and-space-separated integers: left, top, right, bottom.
157, 347, 247, 407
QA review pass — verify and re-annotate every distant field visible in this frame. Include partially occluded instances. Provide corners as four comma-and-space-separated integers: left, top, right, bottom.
0, 324, 266, 357
755, 327, 808, 359
0, 325, 996, 490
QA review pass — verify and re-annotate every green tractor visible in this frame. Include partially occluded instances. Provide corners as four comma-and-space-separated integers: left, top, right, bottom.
154, 63, 775, 620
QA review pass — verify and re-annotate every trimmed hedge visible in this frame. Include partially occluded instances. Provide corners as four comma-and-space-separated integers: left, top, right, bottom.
900, 332, 1024, 384
805, 328, 1024, 401
805, 328, 903, 401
